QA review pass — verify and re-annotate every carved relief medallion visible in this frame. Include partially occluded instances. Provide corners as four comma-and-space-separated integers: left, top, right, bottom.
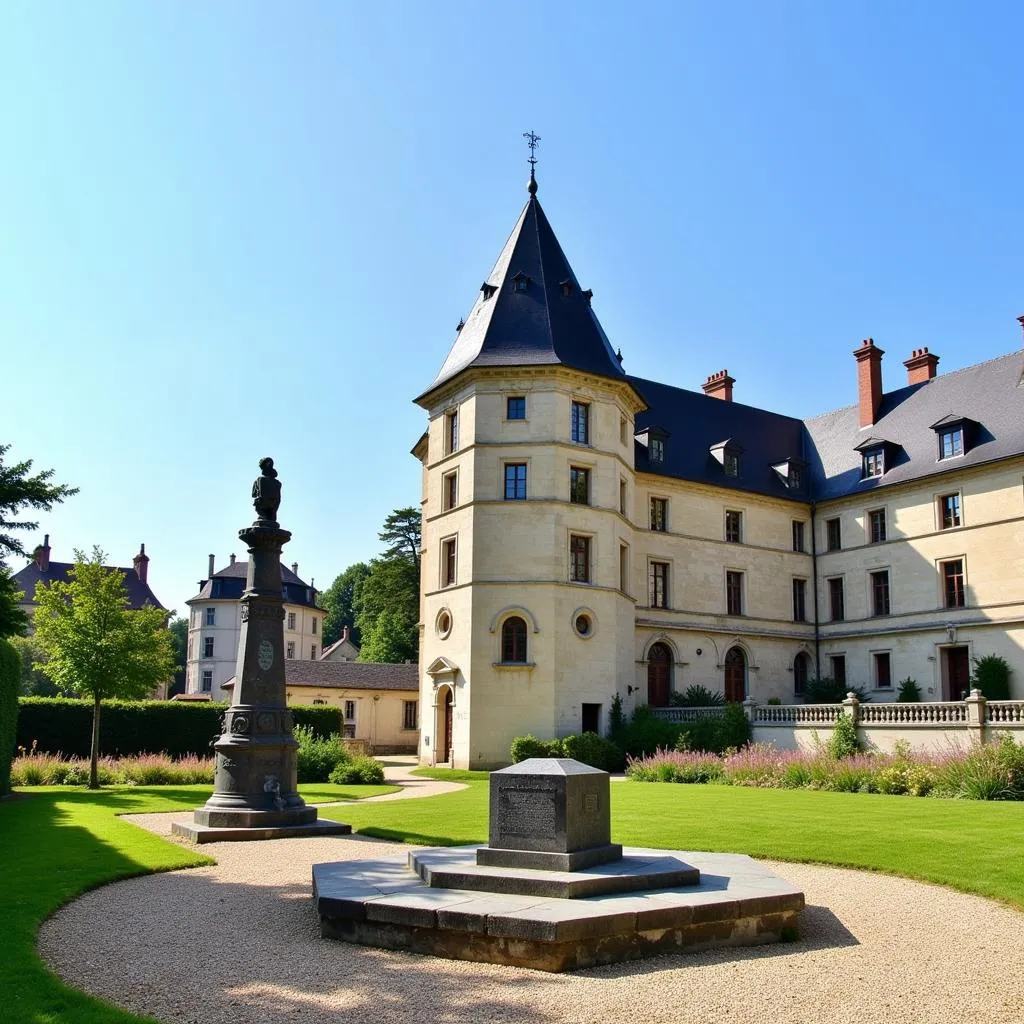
257, 640, 274, 670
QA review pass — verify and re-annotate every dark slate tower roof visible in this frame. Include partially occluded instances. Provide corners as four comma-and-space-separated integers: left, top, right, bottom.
418, 182, 627, 401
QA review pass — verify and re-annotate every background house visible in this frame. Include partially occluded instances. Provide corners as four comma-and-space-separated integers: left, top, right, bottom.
223, 660, 419, 754
319, 625, 360, 662
185, 554, 326, 701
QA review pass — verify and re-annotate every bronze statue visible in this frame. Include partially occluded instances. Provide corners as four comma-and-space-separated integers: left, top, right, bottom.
252, 457, 282, 522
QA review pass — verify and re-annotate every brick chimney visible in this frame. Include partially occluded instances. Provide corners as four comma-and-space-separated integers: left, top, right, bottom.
854, 338, 885, 428
34, 534, 51, 572
903, 346, 939, 385
133, 543, 149, 584
702, 369, 735, 401
229, 553, 236, 565
1017, 314, 1024, 340
342, 625, 350, 643
208, 554, 215, 578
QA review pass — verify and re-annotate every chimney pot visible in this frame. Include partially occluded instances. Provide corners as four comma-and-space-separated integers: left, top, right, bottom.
133, 542, 150, 584
208, 554, 215, 578
853, 338, 885, 427
229, 553, 236, 565
903, 345, 939, 386
1017, 314, 1024, 340
291, 562, 298, 576
702, 369, 735, 401
36, 535, 52, 572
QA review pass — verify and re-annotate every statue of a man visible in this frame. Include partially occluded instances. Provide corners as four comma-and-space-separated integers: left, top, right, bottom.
252, 457, 282, 522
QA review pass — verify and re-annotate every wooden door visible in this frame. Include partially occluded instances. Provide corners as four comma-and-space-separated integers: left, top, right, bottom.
945, 646, 970, 700
443, 689, 453, 763
724, 647, 746, 702
647, 643, 672, 706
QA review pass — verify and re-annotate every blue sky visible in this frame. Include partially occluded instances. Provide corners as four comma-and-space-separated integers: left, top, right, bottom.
3, 2, 1023, 617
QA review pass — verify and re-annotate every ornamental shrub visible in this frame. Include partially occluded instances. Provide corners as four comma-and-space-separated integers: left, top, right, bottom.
510, 735, 563, 762
803, 678, 871, 704
677, 702, 751, 754
669, 685, 725, 708
560, 732, 625, 772
294, 725, 350, 783
619, 706, 682, 758
897, 678, 922, 703
970, 655, 1012, 701
828, 713, 861, 759
329, 755, 385, 785
0, 640, 18, 795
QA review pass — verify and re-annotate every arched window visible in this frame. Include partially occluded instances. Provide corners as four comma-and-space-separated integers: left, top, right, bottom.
793, 652, 810, 698
724, 646, 746, 702
501, 616, 528, 663
647, 642, 672, 706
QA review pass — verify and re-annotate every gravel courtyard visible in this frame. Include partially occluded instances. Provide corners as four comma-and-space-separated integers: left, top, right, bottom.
38, 808, 1024, 1024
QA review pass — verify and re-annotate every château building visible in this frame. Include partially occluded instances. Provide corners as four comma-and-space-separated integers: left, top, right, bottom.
185, 554, 325, 701
412, 172, 1024, 770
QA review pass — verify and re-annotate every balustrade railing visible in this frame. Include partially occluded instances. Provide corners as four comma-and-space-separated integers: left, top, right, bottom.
651, 706, 727, 723
753, 704, 840, 725
986, 701, 1024, 724
858, 702, 967, 725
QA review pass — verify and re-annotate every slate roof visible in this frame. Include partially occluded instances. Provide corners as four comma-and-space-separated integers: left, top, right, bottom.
223, 661, 419, 692
630, 375, 808, 501
189, 559, 322, 609
14, 560, 165, 611
804, 350, 1024, 501
418, 183, 628, 401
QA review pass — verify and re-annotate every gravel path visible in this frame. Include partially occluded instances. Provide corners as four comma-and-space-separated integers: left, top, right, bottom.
39, 813, 1024, 1024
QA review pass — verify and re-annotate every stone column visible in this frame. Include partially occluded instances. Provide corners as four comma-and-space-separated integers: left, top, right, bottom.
964, 688, 986, 745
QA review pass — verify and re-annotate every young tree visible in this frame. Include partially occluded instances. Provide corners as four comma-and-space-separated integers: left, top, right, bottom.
0, 443, 78, 560
378, 507, 421, 568
320, 561, 370, 649
356, 557, 419, 664
32, 548, 175, 788
358, 606, 418, 663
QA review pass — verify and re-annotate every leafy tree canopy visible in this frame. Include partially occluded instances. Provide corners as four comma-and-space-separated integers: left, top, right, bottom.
0, 444, 78, 562
32, 547, 175, 786
168, 616, 188, 697
9, 635, 61, 696
320, 562, 370, 649
0, 567, 29, 640
378, 507, 421, 567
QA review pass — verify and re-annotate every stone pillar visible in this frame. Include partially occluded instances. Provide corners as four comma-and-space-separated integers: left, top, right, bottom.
964, 688, 986, 745
742, 697, 757, 722
841, 692, 861, 724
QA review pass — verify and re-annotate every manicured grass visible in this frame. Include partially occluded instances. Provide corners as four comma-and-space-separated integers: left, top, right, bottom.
323, 779, 1024, 909
411, 767, 491, 782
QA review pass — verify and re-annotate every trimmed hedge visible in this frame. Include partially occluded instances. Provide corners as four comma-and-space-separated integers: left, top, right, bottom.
15, 696, 342, 758
0, 640, 19, 795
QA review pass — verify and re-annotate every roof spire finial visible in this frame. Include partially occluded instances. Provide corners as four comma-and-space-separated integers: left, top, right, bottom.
523, 130, 540, 196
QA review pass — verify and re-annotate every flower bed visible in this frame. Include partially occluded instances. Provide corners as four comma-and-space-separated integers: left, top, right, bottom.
626, 736, 1024, 800
11, 748, 214, 787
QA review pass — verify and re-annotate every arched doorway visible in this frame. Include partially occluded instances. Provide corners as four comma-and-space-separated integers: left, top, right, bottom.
724, 646, 746, 702
434, 686, 453, 764
647, 642, 672, 706
793, 652, 810, 698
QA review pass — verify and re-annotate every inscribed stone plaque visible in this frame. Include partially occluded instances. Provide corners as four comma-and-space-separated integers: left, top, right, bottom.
258, 640, 274, 670
499, 786, 557, 839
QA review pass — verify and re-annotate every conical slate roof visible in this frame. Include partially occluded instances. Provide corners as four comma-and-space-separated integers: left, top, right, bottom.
419, 184, 626, 400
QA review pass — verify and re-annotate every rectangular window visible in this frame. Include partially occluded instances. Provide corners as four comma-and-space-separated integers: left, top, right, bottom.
569, 534, 591, 583
726, 571, 743, 616
571, 401, 590, 444
506, 396, 526, 420
792, 521, 805, 553
871, 569, 891, 616
862, 449, 885, 478
619, 543, 629, 593
940, 493, 961, 529
829, 577, 845, 621
442, 537, 457, 587
650, 497, 667, 532
344, 700, 356, 721
725, 510, 743, 543
312, 616, 318, 635
619, 478, 627, 515
287, 611, 296, 630
619, 415, 627, 445
792, 578, 807, 622
504, 462, 527, 500
724, 451, 739, 477
939, 427, 963, 459
286, 641, 295, 659
205, 606, 216, 626
942, 559, 965, 608
830, 655, 846, 687
445, 409, 459, 454
403, 700, 419, 731
649, 437, 665, 463
874, 652, 892, 689
826, 517, 841, 551
649, 561, 669, 609
868, 508, 887, 544
569, 466, 590, 505
310, 645, 317, 660
202, 636, 214, 658
201, 670, 213, 692
442, 471, 458, 511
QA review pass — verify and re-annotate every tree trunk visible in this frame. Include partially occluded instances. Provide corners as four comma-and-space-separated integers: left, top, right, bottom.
89, 693, 101, 789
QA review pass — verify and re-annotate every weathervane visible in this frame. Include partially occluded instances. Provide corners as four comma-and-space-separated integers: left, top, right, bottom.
523, 130, 541, 194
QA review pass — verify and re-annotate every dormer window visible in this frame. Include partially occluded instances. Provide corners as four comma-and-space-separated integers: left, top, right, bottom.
710, 439, 743, 478
772, 457, 805, 491
560, 279, 572, 297
931, 415, 974, 461
862, 448, 885, 478
650, 438, 664, 463
512, 271, 530, 293
480, 282, 497, 300
582, 288, 593, 305
789, 465, 802, 489
635, 426, 670, 466
854, 436, 895, 480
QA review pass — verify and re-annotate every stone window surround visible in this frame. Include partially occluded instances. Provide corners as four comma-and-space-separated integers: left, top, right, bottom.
505, 395, 527, 421
827, 575, 845, 621
568, 531, 594, 584
725, 568, 745, 617
435, 607, 453, 640
442, 469, 458, 512
440, 535, 458, 589
872, 649, 893, 690
649, 494, 669, 532
571, 606, 597, 639
503, 460, 529, 501
939, 555, 967, 609
724, 508, 743, 544
867, 506, 887, 544
648, 558, 671, 610
869, 567, 891, 617
936, 489, 963, 531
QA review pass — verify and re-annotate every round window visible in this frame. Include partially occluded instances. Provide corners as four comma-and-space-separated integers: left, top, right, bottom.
435, 609, 453, 639
575, 614, 592, 636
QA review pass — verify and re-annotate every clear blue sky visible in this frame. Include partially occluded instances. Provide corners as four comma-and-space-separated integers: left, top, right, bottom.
3, 2, 1022, 617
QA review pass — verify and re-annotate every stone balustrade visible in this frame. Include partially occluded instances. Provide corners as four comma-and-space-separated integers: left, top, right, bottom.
857, 702, 968, 725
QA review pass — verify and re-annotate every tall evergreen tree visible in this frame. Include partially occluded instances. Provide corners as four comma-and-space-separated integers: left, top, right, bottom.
0, 443, 77, 560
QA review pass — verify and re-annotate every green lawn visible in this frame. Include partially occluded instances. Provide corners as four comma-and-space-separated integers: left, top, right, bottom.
3, 778, 1024, 1024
